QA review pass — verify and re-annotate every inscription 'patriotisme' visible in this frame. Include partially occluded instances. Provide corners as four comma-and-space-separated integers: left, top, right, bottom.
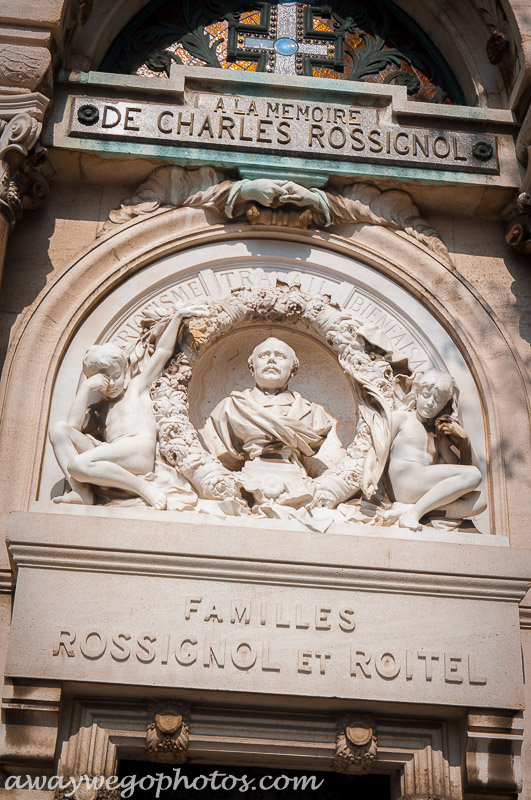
110, 267, 430, 372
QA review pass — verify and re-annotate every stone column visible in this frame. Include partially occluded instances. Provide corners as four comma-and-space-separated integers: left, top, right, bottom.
0, 93, 50, 282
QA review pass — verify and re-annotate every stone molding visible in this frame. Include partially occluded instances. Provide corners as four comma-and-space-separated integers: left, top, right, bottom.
52, 697, 459, 797
0, 92, 50, 228
519, 606, 531, 630
465, 710, 524, 797
0, 679, 61, 768
7, 512, 531, 603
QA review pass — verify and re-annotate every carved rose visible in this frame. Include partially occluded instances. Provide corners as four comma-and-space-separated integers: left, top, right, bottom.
283, 291, 307, 319
204, 473, 236, 500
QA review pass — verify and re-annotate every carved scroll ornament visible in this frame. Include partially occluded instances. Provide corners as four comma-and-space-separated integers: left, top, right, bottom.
101, 166, 450, 260
0, 93, 50, 227
505, 101, 531, 256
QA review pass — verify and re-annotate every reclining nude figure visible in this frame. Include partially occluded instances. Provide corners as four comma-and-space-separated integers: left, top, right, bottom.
49, 303, 209, 509
384, 369, 487, 530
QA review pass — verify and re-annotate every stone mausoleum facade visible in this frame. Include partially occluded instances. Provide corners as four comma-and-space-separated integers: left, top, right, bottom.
0, 1, 530, 798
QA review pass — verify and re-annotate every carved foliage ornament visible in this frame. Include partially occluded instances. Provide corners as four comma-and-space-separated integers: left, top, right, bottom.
0, 95, 50, 227
333, 715, 377, 774
146, 700, 190, 763
473, 0, 514, 68
143, 282, 404, 512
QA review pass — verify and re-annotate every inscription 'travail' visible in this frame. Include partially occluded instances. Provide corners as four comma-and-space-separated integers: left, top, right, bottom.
110, 267, 431, 371
69, 94, 499, 175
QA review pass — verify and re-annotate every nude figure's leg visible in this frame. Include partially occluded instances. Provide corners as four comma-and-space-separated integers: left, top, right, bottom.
49, 421, 96, 504
391, 463, 482, 530
438, 489, 487, 520
68, 437, 166, 509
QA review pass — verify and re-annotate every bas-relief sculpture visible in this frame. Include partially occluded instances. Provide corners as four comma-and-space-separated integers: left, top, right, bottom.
210, 337, 333, 511
49, 281, 486, 534
49, 303, 209, 511
100, 166, 450, 261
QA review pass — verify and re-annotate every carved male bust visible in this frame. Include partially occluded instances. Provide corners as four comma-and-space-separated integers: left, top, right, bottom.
209, 337, 332, 508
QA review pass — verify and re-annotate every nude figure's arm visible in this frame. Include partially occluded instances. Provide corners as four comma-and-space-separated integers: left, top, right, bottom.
387, 410, 407, 456
135, 304, 210, 391
67, 374, 109, 430
436, 417, 473, 465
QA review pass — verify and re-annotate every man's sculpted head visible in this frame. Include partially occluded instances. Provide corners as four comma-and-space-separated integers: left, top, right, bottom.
248, 337, 299, 392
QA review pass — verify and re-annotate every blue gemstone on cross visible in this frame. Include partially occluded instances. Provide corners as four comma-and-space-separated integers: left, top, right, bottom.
229, 3, 343, 76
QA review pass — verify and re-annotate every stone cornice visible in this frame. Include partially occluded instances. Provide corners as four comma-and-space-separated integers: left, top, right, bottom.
0, 92, 48, 123
7, 511, 531, 604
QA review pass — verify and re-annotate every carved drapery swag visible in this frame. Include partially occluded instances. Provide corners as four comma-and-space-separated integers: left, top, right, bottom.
101, 165, 450, 261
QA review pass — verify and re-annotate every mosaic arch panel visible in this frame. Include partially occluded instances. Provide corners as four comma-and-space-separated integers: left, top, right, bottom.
100, 0, 465, 105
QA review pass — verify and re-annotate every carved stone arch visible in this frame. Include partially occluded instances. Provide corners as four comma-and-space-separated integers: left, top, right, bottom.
0, 205, 528, 545
391, 0, 506, 105
66, 0, 146, 70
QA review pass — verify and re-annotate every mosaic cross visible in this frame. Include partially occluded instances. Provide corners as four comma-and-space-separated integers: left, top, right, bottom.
227, 2, 345, 76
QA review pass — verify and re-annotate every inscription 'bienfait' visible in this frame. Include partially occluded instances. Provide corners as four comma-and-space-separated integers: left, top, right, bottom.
52, 596, 487, 686
111, 268, 430, 371
69, 94, 498, 174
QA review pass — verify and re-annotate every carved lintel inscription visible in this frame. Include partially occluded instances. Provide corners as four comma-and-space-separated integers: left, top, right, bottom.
51, 629, 487, 686
8, 563, 514, 705
50, 590, 488, 691
68, 94, 499, 175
